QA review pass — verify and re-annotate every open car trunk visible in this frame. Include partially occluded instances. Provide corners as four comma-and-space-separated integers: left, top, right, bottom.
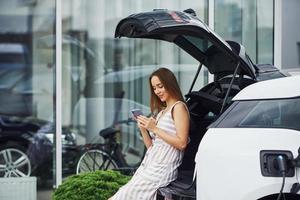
115, 9, 259, 117
115, 9, 256, 78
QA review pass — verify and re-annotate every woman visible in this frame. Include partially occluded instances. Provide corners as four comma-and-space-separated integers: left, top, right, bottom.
109, 68, 190, 200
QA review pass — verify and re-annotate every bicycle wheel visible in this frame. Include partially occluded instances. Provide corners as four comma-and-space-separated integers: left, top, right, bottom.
76, 149, 118, 174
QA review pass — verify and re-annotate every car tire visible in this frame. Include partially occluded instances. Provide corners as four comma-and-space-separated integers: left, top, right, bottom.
76, 149, 118, 174
0, 143, 32, 177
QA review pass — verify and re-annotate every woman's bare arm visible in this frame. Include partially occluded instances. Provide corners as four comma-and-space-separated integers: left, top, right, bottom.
139, 128, 152, 149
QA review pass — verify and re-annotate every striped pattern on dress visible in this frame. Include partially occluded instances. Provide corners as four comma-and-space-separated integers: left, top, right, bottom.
111, 101, 188, 200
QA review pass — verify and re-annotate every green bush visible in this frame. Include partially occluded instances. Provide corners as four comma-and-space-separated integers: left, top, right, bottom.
52, 170, 131, 200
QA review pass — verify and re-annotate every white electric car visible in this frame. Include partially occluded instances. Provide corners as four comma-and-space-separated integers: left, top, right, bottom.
196, 75, 300, 200
115, 8, 299, 200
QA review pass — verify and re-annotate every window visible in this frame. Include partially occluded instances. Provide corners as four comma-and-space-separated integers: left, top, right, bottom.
215, 0, 274, 64
217, 98, 300, 131
0, 1, 56, 198
183, 35, 212, 53
239, 101, 281, 127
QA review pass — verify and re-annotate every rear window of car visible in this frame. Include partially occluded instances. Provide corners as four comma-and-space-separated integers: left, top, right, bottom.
183, 35, 213, 53
216, 97, 300, 131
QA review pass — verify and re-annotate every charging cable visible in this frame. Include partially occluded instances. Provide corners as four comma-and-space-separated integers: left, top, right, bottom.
276, 155, 287, 200
291, 148, 300, 194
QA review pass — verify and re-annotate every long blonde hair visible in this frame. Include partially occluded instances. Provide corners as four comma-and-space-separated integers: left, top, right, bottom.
149, 68, 184, 114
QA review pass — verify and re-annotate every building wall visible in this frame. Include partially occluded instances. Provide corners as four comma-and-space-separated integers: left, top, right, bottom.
214, 0, 274, 65
282, 0, 300, 70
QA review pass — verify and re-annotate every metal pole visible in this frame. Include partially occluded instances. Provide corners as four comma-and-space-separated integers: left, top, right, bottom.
220, 62, 240, 114
55, 0, 62, 187
187, 63, 202, 99
208, 0, 215, 84
274, 0, 282, 69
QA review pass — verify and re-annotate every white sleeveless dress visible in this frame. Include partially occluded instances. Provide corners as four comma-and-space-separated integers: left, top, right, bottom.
111, 101, 187, 200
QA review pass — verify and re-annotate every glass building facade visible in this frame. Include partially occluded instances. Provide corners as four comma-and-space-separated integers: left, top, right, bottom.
215, 0, 274, 64
0, 0, 299, 199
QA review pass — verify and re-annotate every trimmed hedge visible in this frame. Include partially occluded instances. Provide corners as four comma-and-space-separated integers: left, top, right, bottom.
52, 170, 131, 200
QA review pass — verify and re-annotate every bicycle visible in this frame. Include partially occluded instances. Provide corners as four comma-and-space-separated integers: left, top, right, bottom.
76, 118, 146, 175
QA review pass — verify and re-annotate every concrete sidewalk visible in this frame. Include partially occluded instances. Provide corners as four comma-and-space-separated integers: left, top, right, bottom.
37, 189, 52, 200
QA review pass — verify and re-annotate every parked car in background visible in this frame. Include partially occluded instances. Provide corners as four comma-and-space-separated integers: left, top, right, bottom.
0, 43, 28, 70
196, 75, 300, 199
0, 115, 78, 181
0, 70, 35, 116
0, 43, 33, 116
114, 9, 291, 199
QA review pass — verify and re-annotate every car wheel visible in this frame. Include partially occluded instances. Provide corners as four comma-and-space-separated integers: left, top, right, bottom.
0, 144, 31, 177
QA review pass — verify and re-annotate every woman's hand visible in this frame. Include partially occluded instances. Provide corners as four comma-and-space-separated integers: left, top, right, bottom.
135, 115, 153, 149
137, 120, 147, 133
137, 115, 156, 132
132, 115, 147, 133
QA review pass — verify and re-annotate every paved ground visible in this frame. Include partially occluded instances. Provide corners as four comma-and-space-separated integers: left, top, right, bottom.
37, 189, 52, 200
36, 181, 53, 200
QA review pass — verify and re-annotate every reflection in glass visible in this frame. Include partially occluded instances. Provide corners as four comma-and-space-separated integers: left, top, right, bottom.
240, 99, 300, 130
62, 0, 208, 179
218, 99, 300, 131
0, 1, 59, 199
215, 0, 274, 64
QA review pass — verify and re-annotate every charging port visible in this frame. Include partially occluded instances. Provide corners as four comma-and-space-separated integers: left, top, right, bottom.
260, 150, 294, 177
